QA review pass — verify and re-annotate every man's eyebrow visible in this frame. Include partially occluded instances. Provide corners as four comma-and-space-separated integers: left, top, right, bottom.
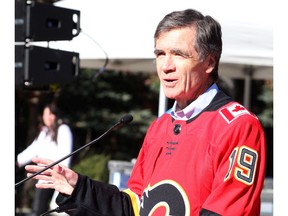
153, 49, 163, 55
154, 48, 194, 59
170, 48, 192, 58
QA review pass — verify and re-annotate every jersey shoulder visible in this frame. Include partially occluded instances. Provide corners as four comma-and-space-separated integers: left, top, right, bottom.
218, 102, 259, 124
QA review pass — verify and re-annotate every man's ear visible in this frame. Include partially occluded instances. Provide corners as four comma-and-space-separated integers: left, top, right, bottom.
206, 56, 216, 74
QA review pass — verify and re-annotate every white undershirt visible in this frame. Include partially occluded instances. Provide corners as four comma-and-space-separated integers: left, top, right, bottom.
170, 83, 219, 120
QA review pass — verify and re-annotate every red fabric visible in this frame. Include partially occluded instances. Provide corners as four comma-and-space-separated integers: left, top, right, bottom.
128, 101, 266, 216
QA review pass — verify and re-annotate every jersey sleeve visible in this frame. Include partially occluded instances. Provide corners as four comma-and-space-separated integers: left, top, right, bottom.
201, 114, 266, 215
56, 174, 135, 216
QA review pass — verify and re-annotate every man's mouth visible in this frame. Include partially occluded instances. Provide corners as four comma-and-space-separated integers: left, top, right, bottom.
163, 78, 177, 87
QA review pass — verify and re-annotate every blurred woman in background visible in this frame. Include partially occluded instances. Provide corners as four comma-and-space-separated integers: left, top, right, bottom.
17, 102, 73, 216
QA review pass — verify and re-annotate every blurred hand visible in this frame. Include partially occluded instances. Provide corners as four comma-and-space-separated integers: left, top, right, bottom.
25, 157, 78, 196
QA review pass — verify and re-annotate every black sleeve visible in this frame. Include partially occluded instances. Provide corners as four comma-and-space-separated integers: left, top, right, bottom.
56, 174, 135, 216
200, 208, 221, 216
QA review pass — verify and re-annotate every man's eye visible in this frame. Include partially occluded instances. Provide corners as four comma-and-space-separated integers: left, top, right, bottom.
173, 53, 186, 59
175, 52, 192, 59
174, 51, 188, 57
155, 52, 165, 57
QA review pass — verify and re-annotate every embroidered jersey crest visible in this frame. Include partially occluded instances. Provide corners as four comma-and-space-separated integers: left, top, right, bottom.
140, 180, 190, 216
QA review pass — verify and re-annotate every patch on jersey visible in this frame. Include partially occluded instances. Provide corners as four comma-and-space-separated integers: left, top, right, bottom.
140, 180, 190, 216
219, 103, 252, 124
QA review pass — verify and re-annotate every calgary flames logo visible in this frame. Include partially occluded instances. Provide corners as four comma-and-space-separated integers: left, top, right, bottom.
140, 180, 190, 216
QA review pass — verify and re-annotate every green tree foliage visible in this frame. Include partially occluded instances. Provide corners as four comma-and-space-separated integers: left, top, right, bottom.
72, 153, 111, 182
15, 69, 160, 181
257, 81, 273, 128
56, 68, 159, 157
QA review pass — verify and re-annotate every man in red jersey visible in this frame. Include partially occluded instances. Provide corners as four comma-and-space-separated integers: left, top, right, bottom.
25, 8, 266, 216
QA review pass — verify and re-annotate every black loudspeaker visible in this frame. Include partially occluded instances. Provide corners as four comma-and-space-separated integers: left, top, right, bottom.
15, 0, 81, 42
15, 45, 80, 86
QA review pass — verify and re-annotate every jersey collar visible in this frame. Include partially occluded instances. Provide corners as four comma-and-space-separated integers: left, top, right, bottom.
171, 83, 219, 120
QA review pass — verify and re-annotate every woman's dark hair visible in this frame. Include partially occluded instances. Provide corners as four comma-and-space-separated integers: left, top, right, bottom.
154, 8, 222, 81
38, 102, 63, 144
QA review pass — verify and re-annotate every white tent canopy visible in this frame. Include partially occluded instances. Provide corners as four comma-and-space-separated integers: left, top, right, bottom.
53, 0, 273, 67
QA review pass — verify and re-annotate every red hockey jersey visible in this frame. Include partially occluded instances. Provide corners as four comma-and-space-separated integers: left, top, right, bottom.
127, 91, 266, 215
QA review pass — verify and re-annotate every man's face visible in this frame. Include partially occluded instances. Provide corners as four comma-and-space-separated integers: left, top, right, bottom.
154, 27, 213, 109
